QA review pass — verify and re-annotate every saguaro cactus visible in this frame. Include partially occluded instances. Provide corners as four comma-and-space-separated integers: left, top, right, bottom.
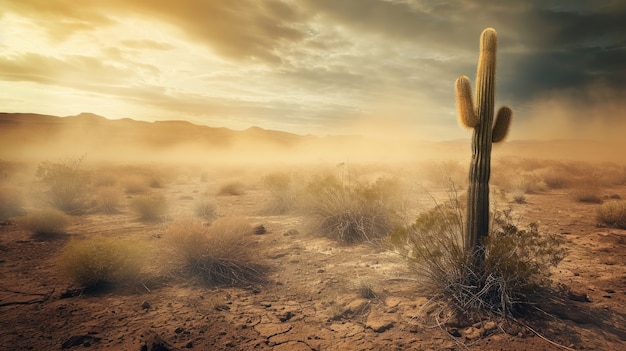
455, 28, 512, 257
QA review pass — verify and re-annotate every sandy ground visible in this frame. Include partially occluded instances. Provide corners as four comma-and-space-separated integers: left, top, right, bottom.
1, 169, 626, 351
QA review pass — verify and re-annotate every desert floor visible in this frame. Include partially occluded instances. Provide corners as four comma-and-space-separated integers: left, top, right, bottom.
1, 160, 626, 351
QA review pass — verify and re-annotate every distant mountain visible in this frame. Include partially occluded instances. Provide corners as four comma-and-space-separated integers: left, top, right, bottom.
1, 112, 623, 164
0, 112, 309, 148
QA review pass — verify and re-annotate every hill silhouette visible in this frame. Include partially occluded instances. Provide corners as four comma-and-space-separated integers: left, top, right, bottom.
1, 112, 624, 164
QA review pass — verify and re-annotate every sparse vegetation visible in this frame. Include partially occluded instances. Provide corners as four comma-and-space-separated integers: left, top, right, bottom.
571, 177, 603, 203
18, 208, 70, 239
217, 181, 246, 196
261, 171, 298, 214
193, 197, 217, 220
0, 186, 25, 219
304, 173, 402, 244
123, 175, 151, 194
33, 156, 91, 213
596, 200, 626, 229
95, 186, 123, 214
130, 193, 168, 220
161, 217, 265, 286
391, 206, 565, 322
58, 236, 147, 288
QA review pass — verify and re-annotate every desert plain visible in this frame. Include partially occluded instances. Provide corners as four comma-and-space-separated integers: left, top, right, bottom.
1, 113, 626, 351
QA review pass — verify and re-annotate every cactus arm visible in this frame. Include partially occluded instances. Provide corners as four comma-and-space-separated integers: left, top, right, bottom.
492, 106, 512, 143
455, 76, 478, 128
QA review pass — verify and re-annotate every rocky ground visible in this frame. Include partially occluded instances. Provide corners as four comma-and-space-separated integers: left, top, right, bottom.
1, 168, 626, 351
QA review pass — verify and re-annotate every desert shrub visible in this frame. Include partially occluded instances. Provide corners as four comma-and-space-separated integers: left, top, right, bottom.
0, 186, 25, 219
34, 156, 91, 213
537, 167, 571, 189
92, 171, 119, 187
217, 181, 246, 196
596, 201, 626, 229
193, 198, 217, 219
95, 186, 123, 214
261, 171, 298, 214
304, 174, 402, 244
391, 206, 565, 322
418, 160, 467, 189
571, 176, 603, 203
123, 175, 150, 194
130, 193, 168, 221
161, 217, 264, 286
507, 172, 545, 194
58, 236, 147, 288
18, 208, 70, 238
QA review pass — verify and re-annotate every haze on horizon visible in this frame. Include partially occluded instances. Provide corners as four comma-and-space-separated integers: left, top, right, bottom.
1, 1, 625, 141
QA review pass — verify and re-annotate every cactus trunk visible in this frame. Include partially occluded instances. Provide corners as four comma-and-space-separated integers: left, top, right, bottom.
455, 28, 512, 258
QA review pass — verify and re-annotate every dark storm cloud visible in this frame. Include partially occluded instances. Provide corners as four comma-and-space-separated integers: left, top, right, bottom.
496, 1, 626, 102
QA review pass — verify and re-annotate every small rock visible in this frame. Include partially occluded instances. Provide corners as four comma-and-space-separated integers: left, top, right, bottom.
253, 225, 266, 234
483, 321, 497, 331
279, 311, 294, 322
283, 229, 299, 236
463, 326, 481, 340
366, 311, 394, 333
447, 328, 461, 337
174, 327, 185, 334
61, 334, 101, 349
141, 300, 151, 310
140, 330, 177, 351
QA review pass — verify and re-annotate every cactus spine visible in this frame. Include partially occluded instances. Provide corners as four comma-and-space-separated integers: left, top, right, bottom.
455, 28, 512, 257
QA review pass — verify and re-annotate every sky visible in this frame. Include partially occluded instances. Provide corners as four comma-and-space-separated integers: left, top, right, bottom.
0, 0, 625, 141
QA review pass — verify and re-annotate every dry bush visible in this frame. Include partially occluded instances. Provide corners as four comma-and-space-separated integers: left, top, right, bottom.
595, 162, 626, 187
571, 177, 603, 203
417, 160, 467, 189
390, 205, 565, 322
33, 156, 91, 213
130, 193, 168, 221
596, 201, 626, 229
18, 208, 70, 239
508, 172, 546, 194
304, 173, 403, 245
58, 236, 147, 288
261, 171, 298, 214
193, 198, 217, 220
217, 181, 246, 196
161, 217, 265, 286
0, 186, 25, 219
92, 171, 119, 187
94, 186, 123, 214
537, 167, 572, 189
123, 175, 151, 194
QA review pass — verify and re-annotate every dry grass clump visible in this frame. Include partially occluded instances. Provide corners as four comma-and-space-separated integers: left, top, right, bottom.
390, 206, 565, 322
58, 236, 147, 288
94, 186, 123, 214
571, 177, 603, 203
18, 208, 70, 239
130, 193, 168, 221
596, 201, 626, 229
217, 181, 246, 196
261, 171, 298, 214
123, 175, 151, 194
537, 167, 572, 189
0, 186, 25, 219
161, 217, 265, 286
33, 156, 91, 213
193, 198, 217, 220
304, 173, 403, 245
